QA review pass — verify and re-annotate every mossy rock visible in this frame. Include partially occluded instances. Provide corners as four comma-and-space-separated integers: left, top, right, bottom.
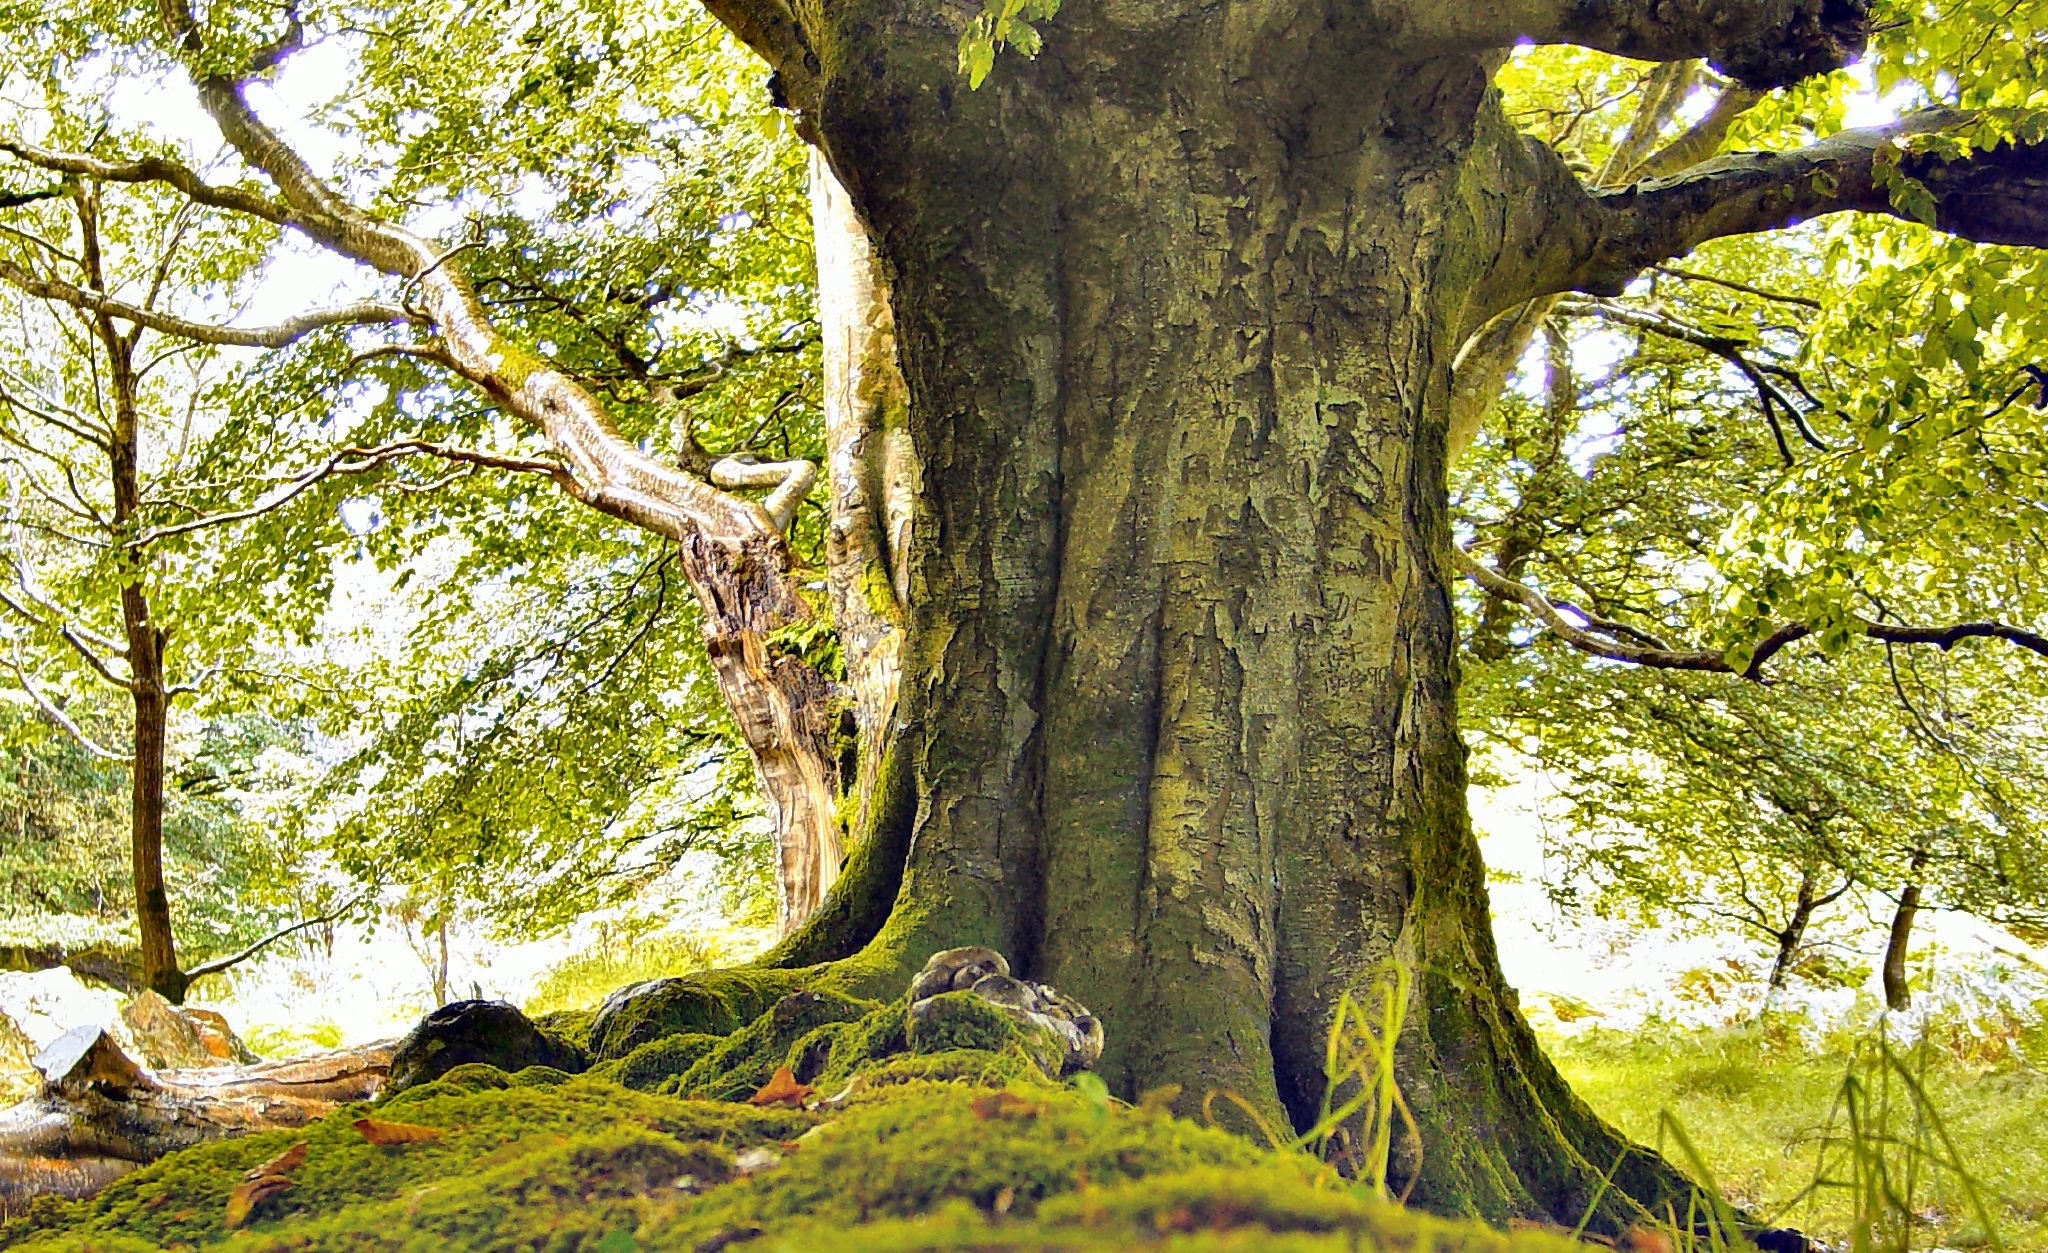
586, 968, 802, 1059
907, 990, 1065, 1076
507, 1064, 576, 1088
859, 1048, 1054, 1091
604, 1031, 724, 1091
385, 1000, 588, 1094
378, 1060, 510, 1108
667, 989, 880, 1101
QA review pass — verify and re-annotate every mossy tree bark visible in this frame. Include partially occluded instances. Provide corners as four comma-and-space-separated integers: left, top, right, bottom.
700, 0, 2048, 1226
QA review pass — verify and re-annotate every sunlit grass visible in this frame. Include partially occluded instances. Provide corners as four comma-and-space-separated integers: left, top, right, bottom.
1549, 1019, 2048, 1250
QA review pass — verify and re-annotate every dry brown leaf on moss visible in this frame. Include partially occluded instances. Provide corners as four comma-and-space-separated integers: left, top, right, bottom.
968, 1091, 1043, 1120
352, 1117, 444, 1145
746, 1066, 813, 1108
223, 1174, 293, 1229
244, 1142, 308, 1180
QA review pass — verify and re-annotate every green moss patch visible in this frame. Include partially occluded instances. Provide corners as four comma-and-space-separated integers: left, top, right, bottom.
769, 1166, 1586, 1250
644, 1079, 1281, 1244
665, 989, 879, 1101
8, 1076, 810, 1251
599, 1031, 724, 1091
12, 1065, 1599, 1252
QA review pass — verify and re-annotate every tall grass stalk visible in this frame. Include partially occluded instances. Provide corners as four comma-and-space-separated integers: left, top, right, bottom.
1202, 960, 1420, 1200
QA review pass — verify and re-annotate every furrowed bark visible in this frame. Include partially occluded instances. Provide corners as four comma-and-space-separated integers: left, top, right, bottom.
768, 2, 1698, 1224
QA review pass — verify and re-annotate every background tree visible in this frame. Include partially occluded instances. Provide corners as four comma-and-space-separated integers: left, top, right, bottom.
0, 168, 374, 1000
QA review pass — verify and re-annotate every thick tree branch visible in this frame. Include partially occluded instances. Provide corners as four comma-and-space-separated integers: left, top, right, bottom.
1452, 545, 2048, 678
0, 256, 417, 347
0, 138, 290, 225
709, 455, 818, 533
137, 3, 773, 546
695, 0, 819, 115
1557, 109, 2048, 298
1444, 0, 1869, 90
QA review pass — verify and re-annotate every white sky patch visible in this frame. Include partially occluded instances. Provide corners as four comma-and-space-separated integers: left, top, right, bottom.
1841, 60, 1918, 128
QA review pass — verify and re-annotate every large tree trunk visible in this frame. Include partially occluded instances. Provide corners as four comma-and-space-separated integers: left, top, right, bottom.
754, 15, 1691, 1225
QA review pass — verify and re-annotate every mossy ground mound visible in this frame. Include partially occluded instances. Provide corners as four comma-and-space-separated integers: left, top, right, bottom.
4, 1065, 1586, 1251
3, 983, 1594, 1252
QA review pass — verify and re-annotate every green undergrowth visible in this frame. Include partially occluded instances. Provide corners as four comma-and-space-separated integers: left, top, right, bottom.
1550, 1021, 2048, 1250
4, 1051, 1586, 1251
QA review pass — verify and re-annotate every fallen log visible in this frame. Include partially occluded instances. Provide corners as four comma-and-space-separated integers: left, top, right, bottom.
0, 1025, 393, 1203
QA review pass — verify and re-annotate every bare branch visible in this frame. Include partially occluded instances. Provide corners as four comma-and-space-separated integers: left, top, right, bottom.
0, 137, 290, 225
1651, 263, 1821, 310
137, 439, 576, 545
184, 893, 368, 984
3, 638, 133, 761
1452, 544, 2048, 678
0, 256, 417, 347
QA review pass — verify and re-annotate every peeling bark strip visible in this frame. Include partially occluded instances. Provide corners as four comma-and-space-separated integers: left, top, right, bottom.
675, 532, 845, 925
709, 0, 2048, 1227
812, 153, 911, 845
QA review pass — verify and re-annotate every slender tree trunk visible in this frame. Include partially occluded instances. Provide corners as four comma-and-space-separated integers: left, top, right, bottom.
764, 16, 1693, 1223
1765, 871, 1821, 995
85, 188, 185, 1004
120, 586, 180, 1005
1884, 852, 1927, 1011
673, 533, 845, 932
